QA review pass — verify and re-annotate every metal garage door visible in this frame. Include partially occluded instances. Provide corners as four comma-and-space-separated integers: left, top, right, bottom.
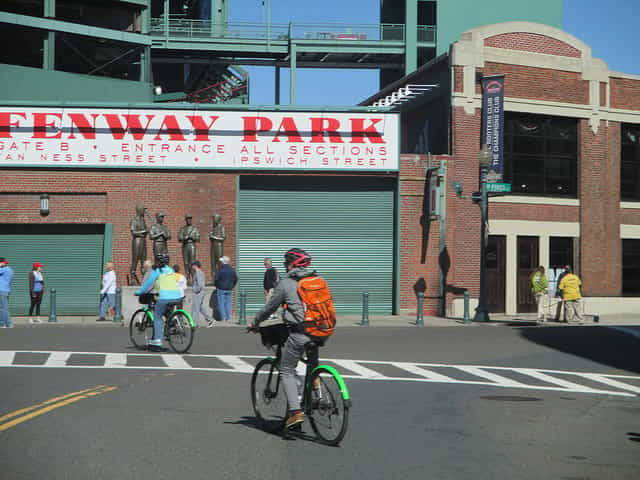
237, 176, 396, 315
0, 224, 105, 316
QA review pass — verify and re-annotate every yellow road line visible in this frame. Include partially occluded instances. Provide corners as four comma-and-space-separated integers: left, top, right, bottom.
0, 385, 117, 432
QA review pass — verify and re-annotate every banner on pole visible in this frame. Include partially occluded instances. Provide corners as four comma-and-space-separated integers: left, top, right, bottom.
481, 75, 505, 182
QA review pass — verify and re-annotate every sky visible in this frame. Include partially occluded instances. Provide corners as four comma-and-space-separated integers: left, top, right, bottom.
228, 0, 640, 106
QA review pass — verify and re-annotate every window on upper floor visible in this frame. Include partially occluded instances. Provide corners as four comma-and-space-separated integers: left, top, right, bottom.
621, 124, 640, 202
504, 113, 578, 197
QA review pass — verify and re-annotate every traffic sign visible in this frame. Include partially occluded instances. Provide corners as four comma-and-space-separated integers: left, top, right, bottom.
486, 182, 511, 193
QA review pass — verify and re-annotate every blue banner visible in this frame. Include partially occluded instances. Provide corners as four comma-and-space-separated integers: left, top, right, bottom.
481, 75, 505, 182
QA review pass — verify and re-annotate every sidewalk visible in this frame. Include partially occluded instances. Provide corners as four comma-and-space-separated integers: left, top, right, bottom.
8, 312, 639, 327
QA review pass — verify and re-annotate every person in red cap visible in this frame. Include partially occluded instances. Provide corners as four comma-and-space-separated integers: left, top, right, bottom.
28, 262, 45, 323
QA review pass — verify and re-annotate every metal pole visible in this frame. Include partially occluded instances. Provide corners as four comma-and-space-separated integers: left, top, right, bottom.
114, 287, 123, 323
48, 288, 57, 323
360, 292, 369, 326
238, 290, 247, 325
463, 290, 470, 324
473, 169, 490, 322
416, 292, 424, 326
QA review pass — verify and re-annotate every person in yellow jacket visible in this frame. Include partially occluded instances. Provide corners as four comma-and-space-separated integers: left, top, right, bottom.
558, 267, 583, 324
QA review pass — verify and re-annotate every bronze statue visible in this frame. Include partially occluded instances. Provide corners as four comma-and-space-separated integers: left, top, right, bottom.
178, 214, 200, 283
129, 204, 148, 285
150, 212, 171, 257
209, 213, 226, 277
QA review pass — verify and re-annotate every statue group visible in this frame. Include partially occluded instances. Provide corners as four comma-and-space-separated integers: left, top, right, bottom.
128, 206, 225, 285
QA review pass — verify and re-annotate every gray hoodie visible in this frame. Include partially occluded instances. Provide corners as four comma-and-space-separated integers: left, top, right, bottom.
254, 267, 315, 325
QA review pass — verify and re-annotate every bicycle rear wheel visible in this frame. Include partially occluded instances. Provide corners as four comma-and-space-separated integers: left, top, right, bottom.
129, 309, 153, 350
307, 367, 350, 445
167, 311, 194, 353
251, 358, 287, 433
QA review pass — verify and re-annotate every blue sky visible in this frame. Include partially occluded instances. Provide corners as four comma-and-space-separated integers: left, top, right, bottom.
229, 0, 640, 106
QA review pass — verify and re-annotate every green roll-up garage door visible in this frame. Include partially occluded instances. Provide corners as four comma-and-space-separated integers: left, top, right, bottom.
238, 176, 396, 315
0, 224, 105, 316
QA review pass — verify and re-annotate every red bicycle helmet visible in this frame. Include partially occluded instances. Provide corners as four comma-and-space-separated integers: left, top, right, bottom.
284, 248, 312, 268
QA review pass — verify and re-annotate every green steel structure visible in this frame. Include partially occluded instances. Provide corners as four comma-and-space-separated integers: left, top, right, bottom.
1, 1, 562, 105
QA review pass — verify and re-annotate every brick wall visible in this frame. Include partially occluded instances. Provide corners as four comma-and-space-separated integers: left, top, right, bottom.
610, 77, 640, 110
0, 170, 236, 285
484, 32, 581, 58
453, 66, 464, 93
477, 62, 589, 104
579, 120, 621, 296
491, 203, 579, 222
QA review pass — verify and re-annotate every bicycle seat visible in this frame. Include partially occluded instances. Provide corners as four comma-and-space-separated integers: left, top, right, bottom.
165, 300, 182, 307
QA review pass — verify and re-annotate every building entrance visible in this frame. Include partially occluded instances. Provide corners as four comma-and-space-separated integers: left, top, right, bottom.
486, 235, 506, 312
517, 236, 539, 313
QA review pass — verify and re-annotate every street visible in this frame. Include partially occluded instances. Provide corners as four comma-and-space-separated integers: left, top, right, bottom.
1, 323, 639, 480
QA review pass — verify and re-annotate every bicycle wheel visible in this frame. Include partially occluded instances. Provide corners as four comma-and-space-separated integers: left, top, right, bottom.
251, 358, 287, 433
129, 309, 153, 350
307, 367, 350, 445
166, 311, 194, 353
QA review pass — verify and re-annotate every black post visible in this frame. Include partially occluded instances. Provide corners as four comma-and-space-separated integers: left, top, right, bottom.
114, 287, 123, 323
416, 292, 424, 326
473, 168, 491, 322
48, 288, 57, 323
238, 290, 247, 325
360, 292, 369, 326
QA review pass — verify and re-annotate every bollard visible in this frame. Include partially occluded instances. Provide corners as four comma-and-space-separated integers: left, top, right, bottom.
593, 314, 599, 323
463, 290, 471, 324
416, 292, 424, 326
238, 290, 247, 325
360, 292, 369, 326
114, 287, 123, 323
48, 288, 57, 323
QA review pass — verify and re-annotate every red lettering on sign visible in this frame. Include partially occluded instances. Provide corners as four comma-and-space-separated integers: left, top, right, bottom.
186, 115, 219, 141
0, 112, 26, 138
153, 115, 186, 141
273, 117, 303, 143
242, 116, 273, 142
349, 118, 385, 144
32, 113, 62, 139
67, 113, 100, 140
310, 117, 343, 143
103, 114, 154, 140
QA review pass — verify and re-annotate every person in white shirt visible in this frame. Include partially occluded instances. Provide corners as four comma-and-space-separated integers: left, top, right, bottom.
98, 261, 117, 322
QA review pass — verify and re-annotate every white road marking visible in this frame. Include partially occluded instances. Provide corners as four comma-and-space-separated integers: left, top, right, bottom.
392, 362, 457, 382
43, 352, 71, 367
104, 353, 127, 368
1, 350, 639, 398
161, 354, 191, 369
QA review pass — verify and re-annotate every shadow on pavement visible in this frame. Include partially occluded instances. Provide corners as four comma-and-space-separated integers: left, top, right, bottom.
518, 325, 640, 374
627, 432, 640, 443
225, 416, 324, 445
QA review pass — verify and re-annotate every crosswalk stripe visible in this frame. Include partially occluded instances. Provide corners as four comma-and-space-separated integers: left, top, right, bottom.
331, 360, 386, 379
454, 366, 526, 388
516, 369, 601, 393
161, 354, 191, 369
44, 352, 71, 367
104, 354, 127, 368
392, 362, 457, 382
0, 351, 15, 366
576, 373, 640, 394
217, 355, 254, 373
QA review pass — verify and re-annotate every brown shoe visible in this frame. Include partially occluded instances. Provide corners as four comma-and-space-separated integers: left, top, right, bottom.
285, 411, 305, 429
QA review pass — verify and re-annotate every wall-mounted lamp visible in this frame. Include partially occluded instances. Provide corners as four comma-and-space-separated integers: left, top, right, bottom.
40, 194, 49, 216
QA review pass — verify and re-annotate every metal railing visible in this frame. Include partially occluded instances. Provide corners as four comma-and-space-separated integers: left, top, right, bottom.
149, 19, 429, 43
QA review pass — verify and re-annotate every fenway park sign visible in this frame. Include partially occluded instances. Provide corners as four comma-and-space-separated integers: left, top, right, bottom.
0, 107, 398, 171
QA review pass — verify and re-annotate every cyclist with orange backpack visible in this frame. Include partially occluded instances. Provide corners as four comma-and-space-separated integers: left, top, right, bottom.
251, 248, 336, 430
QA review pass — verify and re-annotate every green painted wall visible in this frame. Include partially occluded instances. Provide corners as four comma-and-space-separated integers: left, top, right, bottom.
437, 0, 563, 54
0, 64, 153, 103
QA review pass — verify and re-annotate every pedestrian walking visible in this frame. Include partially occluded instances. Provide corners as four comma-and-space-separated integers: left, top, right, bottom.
263, 257, 279, 320
558, 266, 583, 324
190, 261, 213, 327
530, 266, 548, 323
214, 256, 237, 322
28, 262, 45, 324
554, 265, 570, 322
0, 257, 14, 328
98, 261, 117, 322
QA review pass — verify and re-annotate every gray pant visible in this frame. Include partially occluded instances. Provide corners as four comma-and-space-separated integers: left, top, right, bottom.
191, 291, 212, 325
280, 332, 312, 412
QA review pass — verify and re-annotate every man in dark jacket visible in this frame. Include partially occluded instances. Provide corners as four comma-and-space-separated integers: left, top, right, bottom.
214, 255, 238, 322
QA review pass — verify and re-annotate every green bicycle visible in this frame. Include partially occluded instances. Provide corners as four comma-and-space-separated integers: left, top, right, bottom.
129, 294, 196, 354
250, 322, 351, 446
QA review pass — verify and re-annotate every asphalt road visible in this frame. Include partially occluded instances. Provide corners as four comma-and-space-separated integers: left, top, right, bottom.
1, 323, 639, 480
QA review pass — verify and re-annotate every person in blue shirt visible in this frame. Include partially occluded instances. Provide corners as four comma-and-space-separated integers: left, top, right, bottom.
135, 253, 182, 352
0, 257, 14, 328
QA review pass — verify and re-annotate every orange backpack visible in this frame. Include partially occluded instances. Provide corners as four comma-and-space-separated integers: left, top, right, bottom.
297, 276, 336, 338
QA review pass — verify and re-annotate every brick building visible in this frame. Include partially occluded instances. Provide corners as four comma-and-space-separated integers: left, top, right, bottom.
2, 21, 639, 318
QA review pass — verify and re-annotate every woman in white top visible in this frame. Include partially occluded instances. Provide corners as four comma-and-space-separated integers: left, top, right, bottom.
98, 262, 117, 322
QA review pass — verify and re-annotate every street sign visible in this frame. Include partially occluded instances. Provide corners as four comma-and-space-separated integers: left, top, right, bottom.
486, 182, 511, 193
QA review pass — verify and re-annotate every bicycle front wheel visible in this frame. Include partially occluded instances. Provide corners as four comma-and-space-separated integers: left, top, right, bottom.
251, 358, 287, 433
167, 311, 194, 353
129, 309, 153, 350
307, 367, 350, 445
